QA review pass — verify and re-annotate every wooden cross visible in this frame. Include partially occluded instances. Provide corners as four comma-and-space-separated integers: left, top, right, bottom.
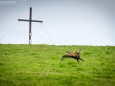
18, 7, 43, 44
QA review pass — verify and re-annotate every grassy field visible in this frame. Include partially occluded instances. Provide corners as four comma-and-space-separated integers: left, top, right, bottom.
0, 44, 115, 86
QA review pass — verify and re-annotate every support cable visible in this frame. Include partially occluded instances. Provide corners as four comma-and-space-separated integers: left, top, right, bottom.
30, 0, 31, 7
35, 26, 46, 44
0, 21, 20, 43
20, 25, 29, 44
41, 23, 55, 45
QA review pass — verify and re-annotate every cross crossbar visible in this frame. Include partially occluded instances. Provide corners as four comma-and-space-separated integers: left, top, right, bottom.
18, 19, 43, 23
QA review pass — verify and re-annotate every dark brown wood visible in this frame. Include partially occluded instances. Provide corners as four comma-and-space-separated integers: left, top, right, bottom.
29, 7, 32, 44
18, 19, 43, 23
18, 7, 43, 44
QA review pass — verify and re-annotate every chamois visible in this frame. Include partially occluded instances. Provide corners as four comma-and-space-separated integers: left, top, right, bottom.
61, 49, 84, 63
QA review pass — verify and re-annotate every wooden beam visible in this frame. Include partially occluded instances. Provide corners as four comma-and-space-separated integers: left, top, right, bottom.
18, 19, 43, 23
29, 7, 32, 44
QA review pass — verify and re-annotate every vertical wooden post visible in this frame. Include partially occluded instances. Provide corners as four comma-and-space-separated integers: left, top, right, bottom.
29, 7, 32, 44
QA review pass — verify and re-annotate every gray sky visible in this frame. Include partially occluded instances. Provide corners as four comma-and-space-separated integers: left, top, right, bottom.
0, 0, 115, 45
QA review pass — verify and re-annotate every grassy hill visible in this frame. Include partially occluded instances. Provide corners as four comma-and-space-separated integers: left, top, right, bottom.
0, 44, 115, 86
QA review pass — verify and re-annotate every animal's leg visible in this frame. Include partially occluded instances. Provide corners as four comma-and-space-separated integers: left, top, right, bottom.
60, 56, 66, 64
77, 59, 79, 63
79, 58, 85, 62
61, 56, 66, 61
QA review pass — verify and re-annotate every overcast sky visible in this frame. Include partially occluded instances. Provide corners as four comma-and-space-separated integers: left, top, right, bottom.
0, 0, 115, 45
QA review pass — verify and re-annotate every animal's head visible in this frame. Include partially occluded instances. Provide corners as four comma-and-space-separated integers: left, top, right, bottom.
75, 49, 81, 55
77, 49, 81, 52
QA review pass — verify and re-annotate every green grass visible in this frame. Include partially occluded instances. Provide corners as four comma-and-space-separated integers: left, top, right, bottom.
0, 44, 115, 86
